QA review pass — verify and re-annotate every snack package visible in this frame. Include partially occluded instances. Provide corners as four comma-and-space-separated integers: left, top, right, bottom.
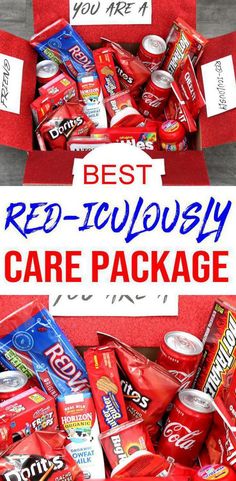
110, 449, 170, 478
194, 300, 236, 399
84, 347, 128, 432
30, 18, 95, 79
104, 90, 137, 118
57, 392, 105, 479
93, 48, 121, 98
77, 72, 107, 128
1, 387, 58, 442
0, 411, 11, 453
98, 332, 180, 439
91, 127, 159, 150
39, 101, 93, 150
165, 81, 197, 132
178, 56, 205, 118
0, 430, 83, 481
162, 17, 208, 78
99, 418, 154, 469
67, 135, 110, 151
0, 301, 89, 398
102, 39, 150, 92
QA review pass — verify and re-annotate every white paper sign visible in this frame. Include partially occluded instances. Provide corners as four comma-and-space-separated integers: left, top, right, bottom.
49, 293, 178, 316
70, 0, 152, 25
201, 55, 236, 118
0, 54, 24, 115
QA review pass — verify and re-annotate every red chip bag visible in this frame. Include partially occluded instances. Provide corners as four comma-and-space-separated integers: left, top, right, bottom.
165, 81, 197, 133
102, 38, 150, 92
97, 332, 180, 440
0, 430, 83, 480
178, 56, 205, 119
39, 101, 94, 150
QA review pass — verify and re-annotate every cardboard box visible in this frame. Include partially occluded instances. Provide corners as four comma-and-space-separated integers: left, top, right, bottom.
0, 3, 235, 184
0, 387, 58, 442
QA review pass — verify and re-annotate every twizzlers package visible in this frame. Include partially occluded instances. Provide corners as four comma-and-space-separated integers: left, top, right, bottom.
0, 301, 89, 399
98, 332, 180, 439
0, 431, 83, 481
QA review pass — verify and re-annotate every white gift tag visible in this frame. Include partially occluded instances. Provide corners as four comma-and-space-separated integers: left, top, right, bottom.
70, 0, 152, 25
201, 55, 236, 118
0, 54, 24, 115
49, 293, 178, 316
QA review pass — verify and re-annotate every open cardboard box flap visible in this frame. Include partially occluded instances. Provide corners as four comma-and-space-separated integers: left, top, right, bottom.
197, 31, 236, 148
0, 30, 37, 151
24, 149, 209, 185
32, 0, 196, 44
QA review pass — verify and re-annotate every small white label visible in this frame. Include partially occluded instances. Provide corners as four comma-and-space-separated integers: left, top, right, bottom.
201, 55, 236, 118
0, 54, 24, 115
70, 0, 152, 25
49, 293, 178, 316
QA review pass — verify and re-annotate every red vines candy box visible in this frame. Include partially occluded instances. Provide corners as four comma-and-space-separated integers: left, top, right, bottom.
0, 431, 83, 481
102, 39, 150, 92
39, 101, 93, 150
98, 332, 180, 439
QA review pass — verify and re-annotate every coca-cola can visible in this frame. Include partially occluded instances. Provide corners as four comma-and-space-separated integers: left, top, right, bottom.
137, 35, 166, 72
36, 60, 60, 85
158, 389, 215, 466
0, 371, 29, 402
157, 331, 203, 391
139, 70, 173, 118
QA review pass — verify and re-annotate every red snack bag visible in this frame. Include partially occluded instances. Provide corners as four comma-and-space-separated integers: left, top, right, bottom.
84, 346, 128, 432
98, 332, 180, 439
0, 430, 83, 480
0, 411, 12, 452
39, 101, 93, 150
102, 38, 150, 92
165, 81, 197, 132
93, 48, 121, 98
162, 17, 208, 79
178, 56, 205, 118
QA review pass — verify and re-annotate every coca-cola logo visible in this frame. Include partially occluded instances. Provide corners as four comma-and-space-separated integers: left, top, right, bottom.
163, 422, 202, 450
142, 92, 164, 108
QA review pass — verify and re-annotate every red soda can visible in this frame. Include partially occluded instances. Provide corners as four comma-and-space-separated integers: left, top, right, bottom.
36, 60, 60, 85
158, 389, 215, 466
0, 371, 29, 402
157, 331, 203, 391
139, 70, 173, 118
137, 35, 166, 72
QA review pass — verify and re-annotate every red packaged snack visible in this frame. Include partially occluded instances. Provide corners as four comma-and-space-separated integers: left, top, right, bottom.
1, 387, 58, 443
110, 107, 145, 128
93, 48, 121, 99
162, 17, 208, 78
111, 449, 170, 478
91, 127, 158, 151
99, 418, 154, 469
103, 39, 150, 92
0, 411, 12, 452
0, 430, 83, 481
98, 332, 180, 439
84, 346, 128, 432
104, 90, 137, 118
195, 464, 236, 480
194, 300, 236, 400
67, 135, 110, 151
165, 81, 197, 133
39, 101, 93, 150
178, 56, 206, 118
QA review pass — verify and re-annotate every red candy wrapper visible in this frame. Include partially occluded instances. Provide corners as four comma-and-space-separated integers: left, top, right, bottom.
178, 56, 205, 118
194, 300, 236, 400
102, 38, 150, 92
39, 101, 93, 150
99, 419, 154, 469
84, 346, 128, 432
165, 81, 197, 132
91, 127, 159, 151
98, 332, 180, 440
93, 48, 121, 99
162, 17, 208, 79
0, 430, 83, 480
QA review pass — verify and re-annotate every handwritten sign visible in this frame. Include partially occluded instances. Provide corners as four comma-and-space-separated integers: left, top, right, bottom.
0, 54, 23, 115
70, 0, 152, 25
49, 293, 178, 316
201, 55, 236, 118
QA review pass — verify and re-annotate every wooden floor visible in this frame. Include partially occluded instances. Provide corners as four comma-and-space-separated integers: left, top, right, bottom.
0, 0, 235, 185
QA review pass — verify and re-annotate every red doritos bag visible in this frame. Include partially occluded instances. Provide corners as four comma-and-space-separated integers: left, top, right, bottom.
97, 332, 180, 440
0, 431, 83, 481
